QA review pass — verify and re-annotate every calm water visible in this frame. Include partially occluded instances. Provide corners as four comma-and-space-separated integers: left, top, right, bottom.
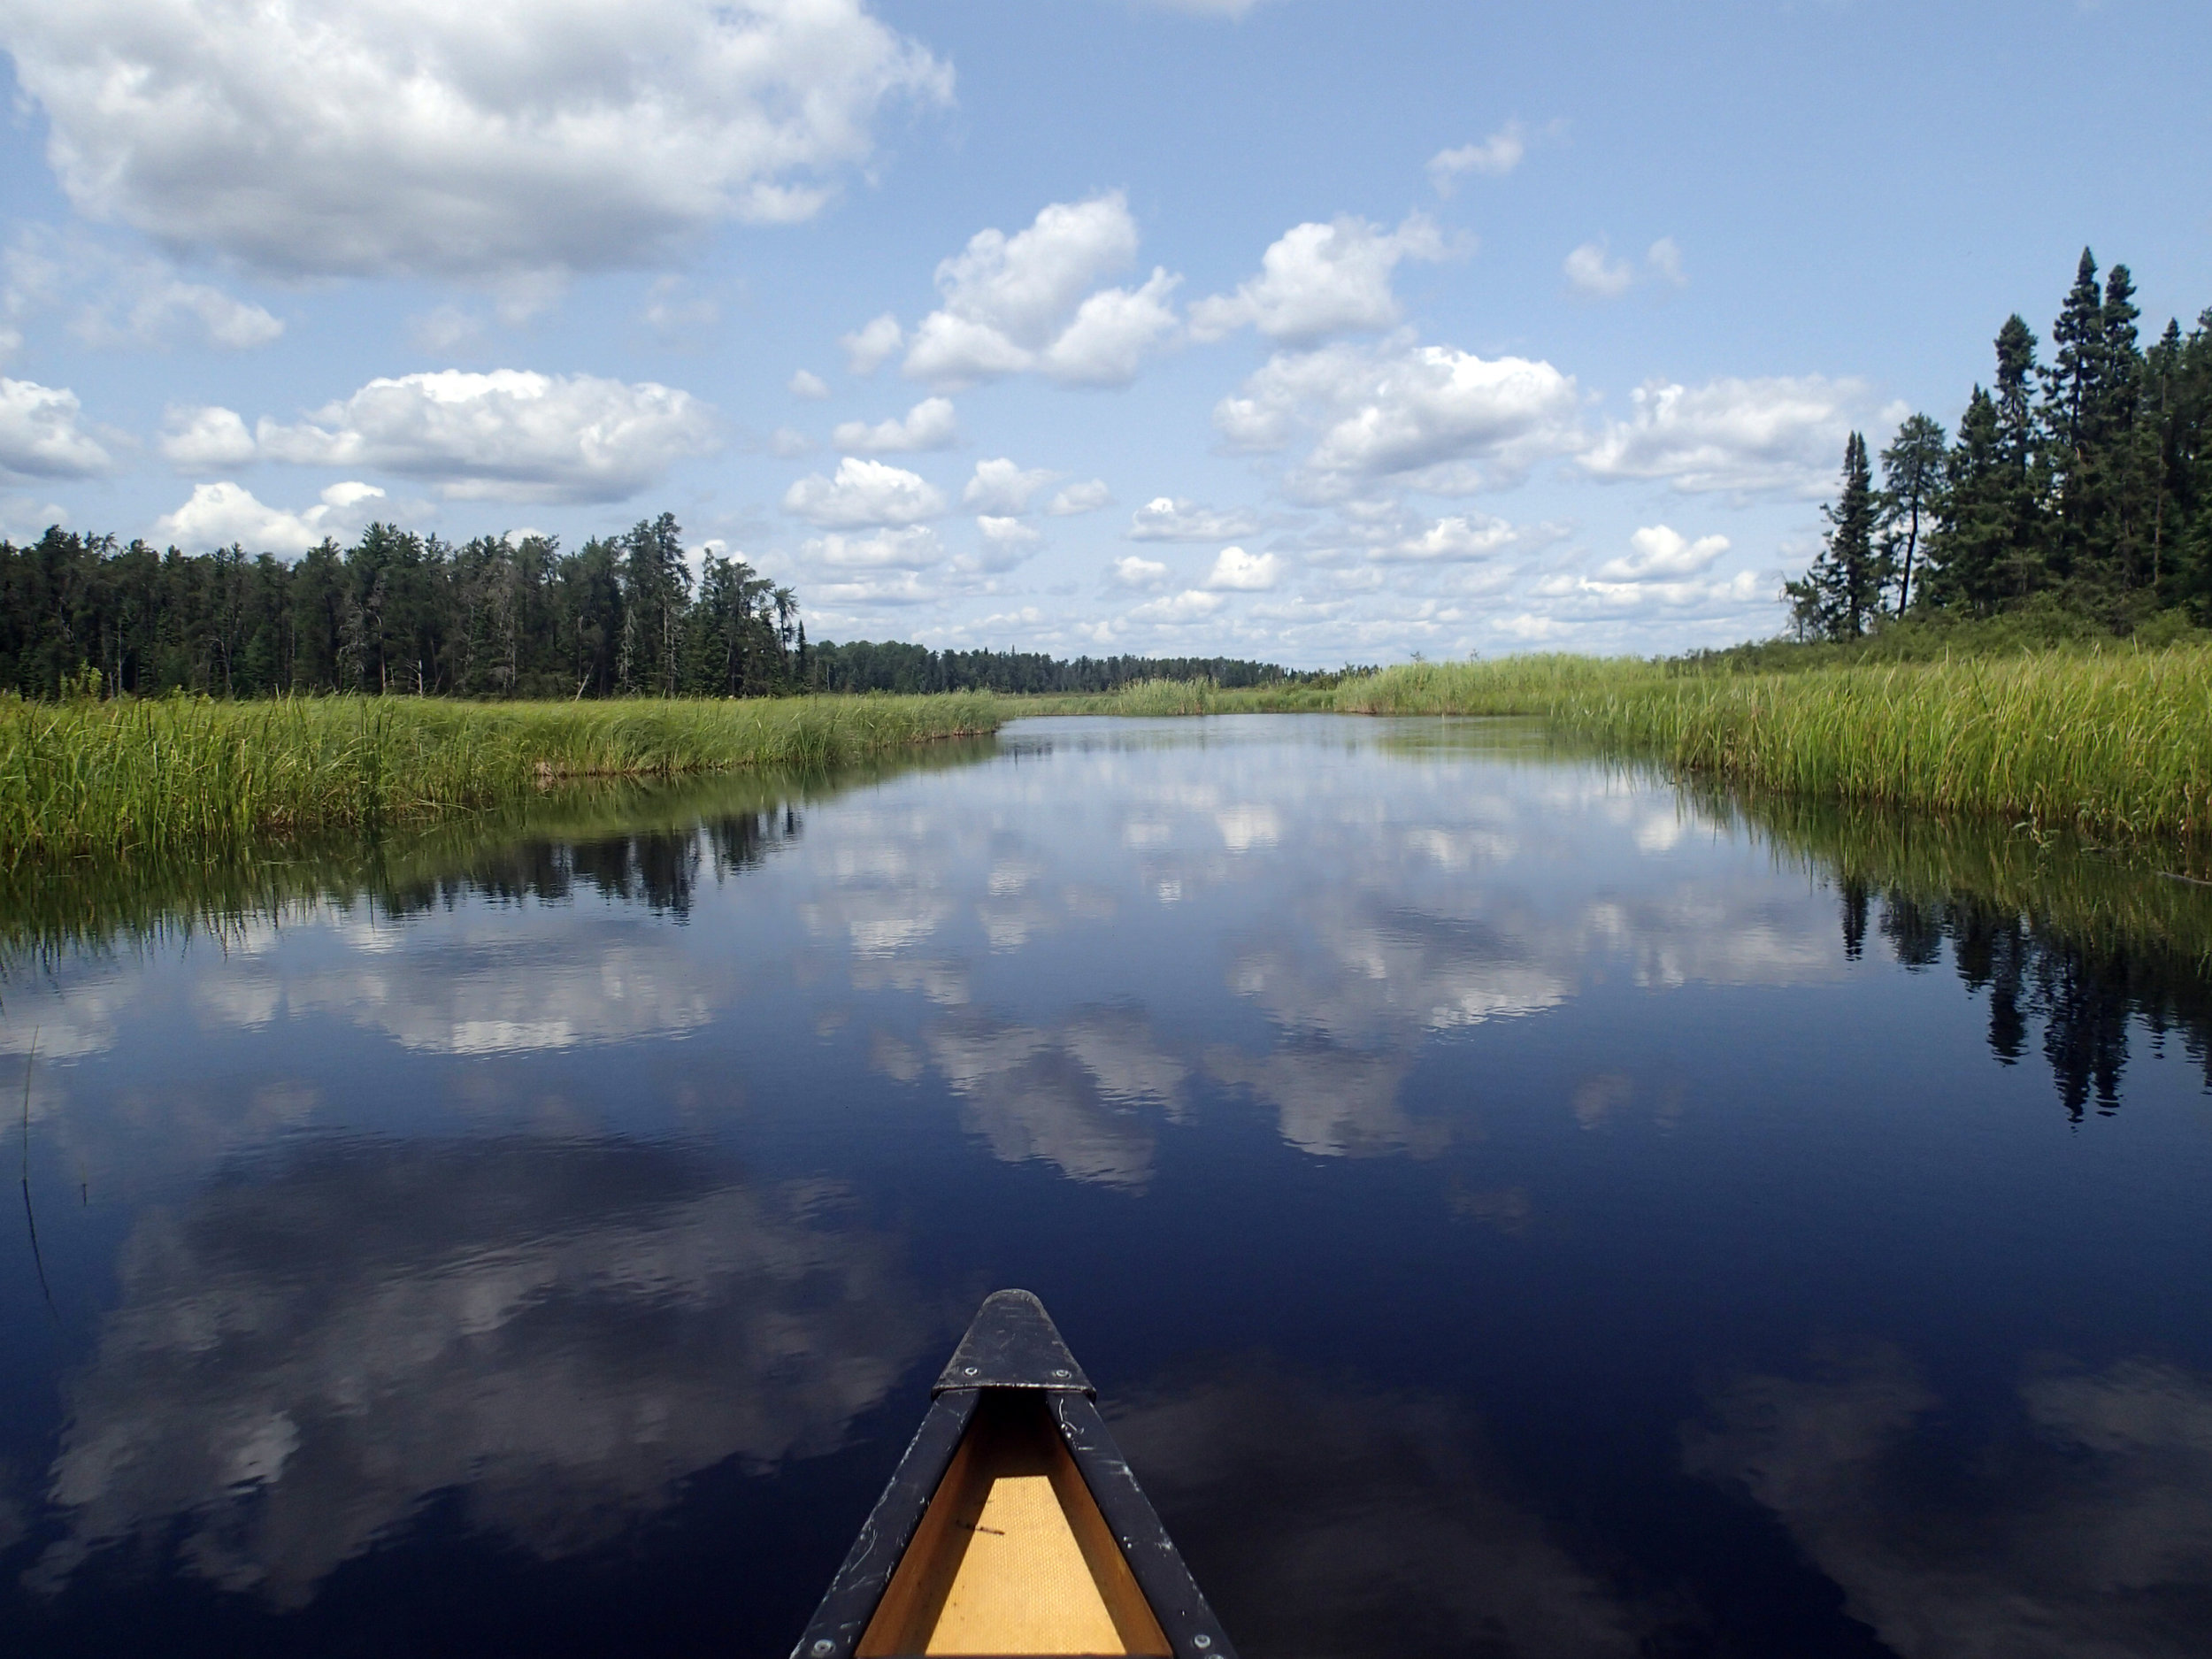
3, 715, 2209, 1659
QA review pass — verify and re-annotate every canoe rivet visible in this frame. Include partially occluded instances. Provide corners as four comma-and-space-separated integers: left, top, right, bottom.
963, 1366, 978, 1377
1052, 1368, 1071, 1379
1194, 1637, 1212, 1649
810, 1643, 834, 1656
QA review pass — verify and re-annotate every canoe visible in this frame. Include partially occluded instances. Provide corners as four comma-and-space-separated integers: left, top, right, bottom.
791, 1290, 1237, 1659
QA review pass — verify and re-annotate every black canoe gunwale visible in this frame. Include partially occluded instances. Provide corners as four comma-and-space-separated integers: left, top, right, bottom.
790, 1290, 1235, 1659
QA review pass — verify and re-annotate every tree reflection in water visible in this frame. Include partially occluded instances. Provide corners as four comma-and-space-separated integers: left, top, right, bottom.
1720, 790, 2212, 1119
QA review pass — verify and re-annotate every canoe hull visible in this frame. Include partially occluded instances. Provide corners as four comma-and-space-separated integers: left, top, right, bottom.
790, 1291, 1235, 1659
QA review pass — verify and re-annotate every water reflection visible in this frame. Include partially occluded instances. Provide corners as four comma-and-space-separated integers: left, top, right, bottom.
1721, 791, 2212, 1117
1686, 1343, 2212, 1658
1111, 1367, 1663, 1657
1, 716, 2208, 1656
0, 739, 997, 972
894, 1007, 1185, 1191
27, 1136, 932, 1607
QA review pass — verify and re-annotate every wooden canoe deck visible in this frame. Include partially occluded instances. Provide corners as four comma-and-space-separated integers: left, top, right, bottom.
858, 1391, 1169, 1656
792, 1290, 1233, 1659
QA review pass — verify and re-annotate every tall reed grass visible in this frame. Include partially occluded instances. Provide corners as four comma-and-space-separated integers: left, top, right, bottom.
0, 735, 1001, 965
1342, 649, 2212, 844
0, 692, 998, 863
1016, 678, 1340, 716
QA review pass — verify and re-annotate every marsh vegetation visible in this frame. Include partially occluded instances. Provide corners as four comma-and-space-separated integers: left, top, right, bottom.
0, 692, 997, 863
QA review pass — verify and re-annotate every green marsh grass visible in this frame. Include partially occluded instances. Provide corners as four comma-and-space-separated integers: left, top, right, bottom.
1014, 678, 1340, 717
0, 692, 998, 864
0, 737, 1001, 969
1343, 648, 2212, 845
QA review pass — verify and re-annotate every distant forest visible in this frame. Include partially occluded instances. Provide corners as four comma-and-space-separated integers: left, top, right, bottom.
0, 512, 1304, 700
808, 641, 1305, 694
1790, 249, 2212, 639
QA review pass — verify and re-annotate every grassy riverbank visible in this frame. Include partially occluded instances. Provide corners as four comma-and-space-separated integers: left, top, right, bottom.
1341, 648, 2212, 844
0, 692, 997, 863
0, 737, 1001, 965
1017, 677, 1342, 716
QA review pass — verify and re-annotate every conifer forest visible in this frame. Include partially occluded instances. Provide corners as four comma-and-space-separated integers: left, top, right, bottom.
1788, 250, 2212, 641
0, 511, 1304, 702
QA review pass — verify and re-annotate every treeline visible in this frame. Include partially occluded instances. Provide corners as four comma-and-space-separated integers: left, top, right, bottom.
1790, 249, 2212, 639
0, 513, 804, 699
807, 641, 1315, 695
0, 515, 1333, 703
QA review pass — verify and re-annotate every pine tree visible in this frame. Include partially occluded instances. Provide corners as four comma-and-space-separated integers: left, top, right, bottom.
1923, 388, 2009, 613
1787, 432, 1886, 639
1878, 413, 1947, 613
2092, 264, 2148, 596
1992, 314, 2049, 595
2046, 250, 2106, 470
618, 512, 690, 695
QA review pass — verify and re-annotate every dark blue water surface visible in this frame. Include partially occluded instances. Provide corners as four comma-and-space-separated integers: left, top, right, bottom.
3, 716, 2208, 1658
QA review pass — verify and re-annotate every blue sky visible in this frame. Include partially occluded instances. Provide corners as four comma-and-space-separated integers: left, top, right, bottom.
2, 0, 2207, 664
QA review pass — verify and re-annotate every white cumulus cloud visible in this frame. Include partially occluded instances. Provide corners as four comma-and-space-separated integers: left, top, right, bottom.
1595, 525, 1730, 582
1578, 375, 1872, 497
963, 457, 1056, 514
1046, 479, 1111, 516
1202, 545, 1281, 591
902, 193, 1181, 388
1526, 567, 1771, 619
0, 378, 115, 478
1035, 268, 1183, 386
832, 396, 958, 454
1217, 334, 1581, 496
1190, 213, 1448, 346
1129, 496, 1262, 542
1371, 513, 1517, 564
1563, 241, 1636, 299
841, 312, 904, 375
254, 370, 719, 503
787, 369, 830, 400
968, 516, 1043, 572
784, 457, 947, 527
4, 228, 283, 352
0, 0, 952, 277
158, 404, 257, 470
1428, 123, 1526, 193
799, 524, 942, 568
1127, 588, 1227, 624
1564, 236, 1686, 300
1111, 555, 1169, 588
976, 515, 1042, 550
155, 480, 385, 556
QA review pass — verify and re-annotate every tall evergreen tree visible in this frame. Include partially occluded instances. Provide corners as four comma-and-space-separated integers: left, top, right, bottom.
1878, 413, 1947, 613
1924, 390, 2020, 614
1992, 314, 2049, 595
2046, 249, 2106, 468
1786, 432, 1886, 639
2092, 263, 2149, 596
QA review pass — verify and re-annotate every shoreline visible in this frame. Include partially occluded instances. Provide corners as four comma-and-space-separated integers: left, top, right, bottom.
0, 691, 1002, 864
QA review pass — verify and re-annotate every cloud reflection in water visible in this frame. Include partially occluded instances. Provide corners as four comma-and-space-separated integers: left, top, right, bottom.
31, 1138, 933, 1607
1685, 1342, 2212, 1658
1110, 1366, 1661, 1658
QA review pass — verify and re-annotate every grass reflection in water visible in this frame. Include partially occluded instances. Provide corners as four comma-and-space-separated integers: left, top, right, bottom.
0, 736, 1002, 973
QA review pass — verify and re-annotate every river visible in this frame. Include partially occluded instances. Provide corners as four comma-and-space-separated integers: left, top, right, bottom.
3, 714, 2208, 1657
